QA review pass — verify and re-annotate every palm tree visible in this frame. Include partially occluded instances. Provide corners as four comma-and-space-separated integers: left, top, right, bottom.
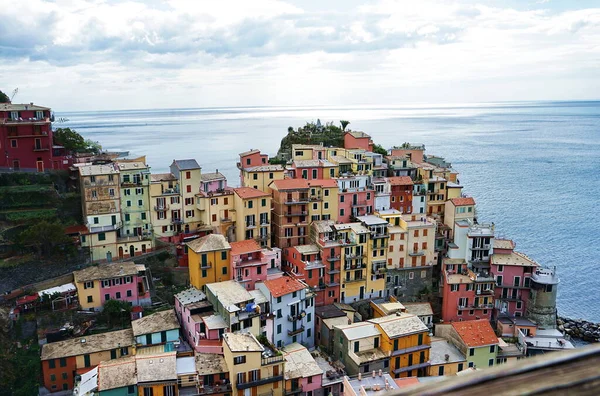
340, 120, 350, 131
288, 126, 294, 134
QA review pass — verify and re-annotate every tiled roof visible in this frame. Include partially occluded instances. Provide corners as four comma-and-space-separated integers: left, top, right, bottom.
270, 179, 310, 190
283, 343, 323, 379
452, 319, 498, 347
230, 239, 262, 256
186, 234, 231, 253
233, 187, 270, 199
239, 149, 261, 157
347, 131, 371, 139
74, 262, 138, 283
1, 103, 50, 111
97, 356, 137, 391
450, 197, 476, 206
200, 172, 226, 182
309, 179, 339, 188
136, 352, 177, 382
369, 314, 428, 338
41, 329, 134, 360
262, 277, 306, 298
172, 159, 200, 170
403, 302, 434, 317
491, 251, 539, 267
493, 239, 515, 250
150, 173, 177, 182
387, 176, 413, 186
315, 304, 347, 319
132, 309, 180, 336
79, 163, 119, 176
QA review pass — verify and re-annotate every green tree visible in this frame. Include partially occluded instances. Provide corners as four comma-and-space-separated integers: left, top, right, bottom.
101, 300, 132, 328
19, 221, 73, 257
372, 143, 388, 156
84, 139, 102, 154
0, 90, 9, 103
53, 128, 87, 152
340, 120, 350, 131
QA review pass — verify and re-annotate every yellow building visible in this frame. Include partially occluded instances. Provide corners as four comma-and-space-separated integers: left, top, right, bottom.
136, 351, 178, 396
170, 159, 203, 234
307, 179, 339, 222
356, 215, 389, 299
369, 314, 431, 378
195, 189, 235, 236
238, 149, 285, 193
222, 332, 284, 396
78, 163, 121, 262
428, 337, 467, 376
149, 172, 180, 240
336, 222, 370, 303
233, 187, 272, 247
187, 234, 231, 290
400, 214, 436, 268
376, 209, 408, 269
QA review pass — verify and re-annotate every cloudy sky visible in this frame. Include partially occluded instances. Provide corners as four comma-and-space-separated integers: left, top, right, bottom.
1, 0, 599, 110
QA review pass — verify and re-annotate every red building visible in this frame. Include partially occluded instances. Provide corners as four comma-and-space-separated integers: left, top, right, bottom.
270, 179, 310, 248
230, 239, 269, 290
41, 355, 77, 392
388, 176, 413, 214
0, 103, 62, 172
337, 189, 375, 223
441, 258, 495, 323
344, 131, 373, 151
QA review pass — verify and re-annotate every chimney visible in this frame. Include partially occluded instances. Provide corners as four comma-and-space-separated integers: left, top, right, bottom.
378, 369, 382, 377
358, 372, 362, 381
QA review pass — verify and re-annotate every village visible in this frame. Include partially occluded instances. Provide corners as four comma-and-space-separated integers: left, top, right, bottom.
0, 102, 575, 395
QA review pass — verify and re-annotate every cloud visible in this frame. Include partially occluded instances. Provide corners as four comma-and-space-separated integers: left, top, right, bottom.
0, 0, 599, 109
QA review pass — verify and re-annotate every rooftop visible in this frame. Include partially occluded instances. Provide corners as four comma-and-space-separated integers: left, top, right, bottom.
79, 163, 119, 176
283, 343, 324, 379
222, 332, 263, 353
369, 314, 428, 338
293, 159, 337, 168
387, 176, 413, 186
347, 131, 372, 139
374, 302, 405, 316
270, 179, 310, 190
356, 215, 389, 226
171, 159, 200, 170
206, 280, 254, 312
239, 149, 261, 157
491, 251, 539, 267
493, 239, 515, 250
452, 320, 498, 348
332, 222, 370, 234
1, 103, 50, 111
73, 262, 139, 283
176, 356, 196, 375
323, 316, 352, 330
186, 234, 231, 253
249, 289, 268, 305
330, 155, 353, 164
338, 322, 381, 341
97, 356, 137, 391
116, 161, 148, 171
233, 186, 270, 199
200, 172, 226, 182
150, 172, 177, 182
230, 239, 262, 256
203, 314, 228, 330
450, 197, 476, 206
294, 244, 321, 255
429, 338, 466, 365
315, 304, 347, 319
309, 179, 339, 188
132, 309, 180, 337
195, 353, 229, 375
136, 352, 177, 382
41, 328, 134, 360
346, 372, 399, 395
313, 352, 345, 386
174, 287, 206, 306
244, 164, 285, 172
262, 277, 306, 298
403, 303, 434, 317
312, 219, 336, 233
377, 208, 403, 216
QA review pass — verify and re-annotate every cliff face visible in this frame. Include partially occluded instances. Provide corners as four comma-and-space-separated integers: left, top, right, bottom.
276, 120, 345, 160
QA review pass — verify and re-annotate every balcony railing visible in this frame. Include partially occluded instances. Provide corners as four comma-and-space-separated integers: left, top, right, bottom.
261, 355, 284, 366
201, 262, 212, 269
284, 211, 308, 217
327, 255, 341, 262
327, 269, 340, 274
195, 383, 232, 395
372, 267, 387, 274
121, 180, 142, 187
288, 326, 305, 336
88, 222, 122, 233
326, 281, 340, 287
284, 385, 303, 396
237, 375, 284, 390
246, 222, 257, 229
33, 144, 49, 151
154, 204, 170, 211
284, 195, 309, 205
172, 218, 183, 224
343, 277, 365, 284
409, 250, 425, 256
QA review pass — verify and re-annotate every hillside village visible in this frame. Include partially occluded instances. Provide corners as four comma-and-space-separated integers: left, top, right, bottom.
0, 101, 575, 395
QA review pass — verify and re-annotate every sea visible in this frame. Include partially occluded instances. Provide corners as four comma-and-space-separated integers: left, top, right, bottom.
57, 101, 600, 322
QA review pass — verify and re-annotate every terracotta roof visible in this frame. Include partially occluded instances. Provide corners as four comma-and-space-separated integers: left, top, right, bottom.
309, 179, 339, 188
64, 225, 88, 235
451, 197, 476, 206
151, 173, 177, 182
452, 320, 498, 347
230, 239, 262, 256
387, 176, 413, 186
262, 277, 306, 298
239, 149, 261, 157
233, 187, 270, 199
270, 179, 310, 190
186, 234, 231, 253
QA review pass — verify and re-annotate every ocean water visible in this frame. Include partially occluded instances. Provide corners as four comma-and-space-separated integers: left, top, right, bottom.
58, 101, 600, 322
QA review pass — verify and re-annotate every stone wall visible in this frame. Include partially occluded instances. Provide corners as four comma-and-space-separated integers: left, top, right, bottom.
558, 317, 600, 342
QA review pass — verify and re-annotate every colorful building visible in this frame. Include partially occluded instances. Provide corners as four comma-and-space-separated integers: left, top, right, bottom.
270, 179, 311, 248
311, 220, 343, 306
238, 149, 285, 193
0, 102, 60, 172
187, 234, 232, 290
282, 343, 323, 395
222, 332, 285, 395
388, 176, 413, 214
336, 222, 370, 303
256, 277, 315, 348
205, 280, 264, 335
136, 352, 178, 396
73, 261, 151, 311
132, 309, 180, 348
173, 288, 221, 354
344, 131, 374, 151
332, 322, 388, 375
232, 187, 271, 247
449, 320, 499, 369
40, 329, 134, 392
428, 337, 466, 376
230, 239, 269, 290
315, 305, 350, 355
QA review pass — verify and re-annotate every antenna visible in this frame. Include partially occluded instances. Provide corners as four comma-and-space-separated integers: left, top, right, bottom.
10, 88, 18, 102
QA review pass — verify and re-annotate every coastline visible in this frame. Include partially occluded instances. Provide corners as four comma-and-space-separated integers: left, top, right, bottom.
558, 317, 600, 343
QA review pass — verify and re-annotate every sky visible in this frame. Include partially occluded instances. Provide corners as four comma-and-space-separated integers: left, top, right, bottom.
0, 0, 599, 111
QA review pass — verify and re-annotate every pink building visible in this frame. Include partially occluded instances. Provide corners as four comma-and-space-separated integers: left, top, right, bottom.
337, 189, 375, 223
490, 239, 538, 318
282, 343, 323, 394
344, 131, 373, 151
230, 239, 269, 290
288, 159, 337, 180
200, 170, 228, 193
99, 263, 151, 306
174, 287, 224, 353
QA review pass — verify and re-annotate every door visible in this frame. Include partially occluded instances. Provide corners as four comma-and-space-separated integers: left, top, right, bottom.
106, 251, 112, 262
111, 215, 117, 226
129, 245, 135, 257
142, 244, 146, 254
359, 286, 365, 300
118, 247, 124, 259
12, 160, 20, 171
36, 160, 44, 172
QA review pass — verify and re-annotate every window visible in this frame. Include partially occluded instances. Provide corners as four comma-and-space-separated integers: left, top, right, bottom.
59, 358, 66, 367
489, 359, 494, 367
116, 292, 121, 299
98, 232, 106, 241
354, 341, 359, 352
138, 199, 143, 206
105, 294, 110, 301
513, 276, 521, 287
261, 198, 267, 207
497, 265, 503, 272
418, 333, 423, 345
248, 200, 253, 209
127, 290, 132, 297
143, 388, 154, 396
233, 356, 246, 365
48, 359, 56, 369
277, 324, 282, 334
438, 366, 444, 376
10, 139, 17, 148
128, 385, 135, 394
374, 337, 379, 348
50, 374, 56, 382
186, 185, 192, 193
469, 348, 474, 356
84, 281, 94, 289
221, 251, 227, 260
490, 345, 496, 353
269, 172, 274, 179
87, 296, 93, 303
451, 284, 459, 292
277, 296, 282, 304
458, 363, 464, 371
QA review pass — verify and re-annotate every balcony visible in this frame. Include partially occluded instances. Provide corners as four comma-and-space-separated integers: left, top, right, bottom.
246, 222, 257, 229
326, 281, 340, 287
288, 326, 305, 336
288, 313, 305, 322
343, 277, 365, 284
284, 385, 303, 396
391, 344, 431, 357
372, 267, 387, 274
409, 250, 425, 256
372, 232, 389, 239
309, 195, 322, 201
121, 180, 142, 187
327, 269, 340, 274
393, 361, 430, 375
236, 375, 284, 390
345, 252, 365, 260
88, 222, 122, 233
476, 288, 494, 295
201, 262, 212, 269
154, 204, 169, 211
327, 255, 341, 262
221, 217, 232, 223
352, 200, 369, 207
261, 355, 284, 366
284, 211, 308, 217
33, 144, 49, 151
284, 195, 309, 205
344, 262, 365, 270
471, 244, 491, 251
2, 117, 50, 125
305, 260, 325, 270
172, 218, 183, 224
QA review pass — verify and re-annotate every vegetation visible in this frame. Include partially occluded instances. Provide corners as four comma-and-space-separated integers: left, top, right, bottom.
53, 127, 102, 154
340, 120, 350, 131
17, 220, 75, 258
0, 90, 9, 103
276, 120, 345, 160
99, 300, 132, 329
372, 143, 388, 156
